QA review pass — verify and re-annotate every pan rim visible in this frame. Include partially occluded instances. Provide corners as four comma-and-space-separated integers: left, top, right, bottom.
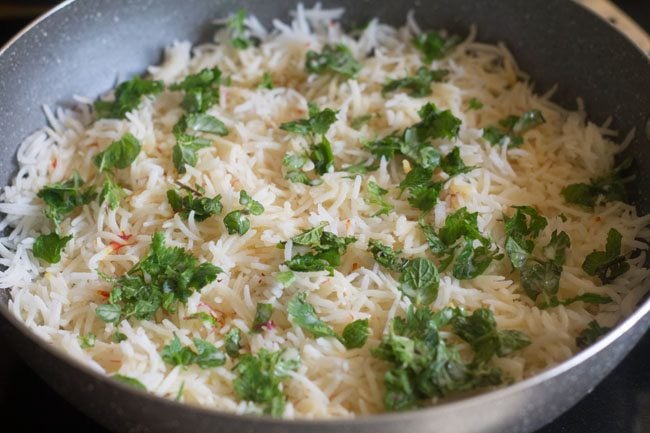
0, 0, 649, 426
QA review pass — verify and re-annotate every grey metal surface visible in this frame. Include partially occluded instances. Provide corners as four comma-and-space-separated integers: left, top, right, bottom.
0, 1, 648, 432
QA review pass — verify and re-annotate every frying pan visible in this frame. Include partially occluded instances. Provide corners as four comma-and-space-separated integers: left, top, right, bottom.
0, 1, 649, 432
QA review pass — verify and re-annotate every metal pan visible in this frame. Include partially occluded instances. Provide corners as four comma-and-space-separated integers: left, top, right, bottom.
0, 1, 648, 432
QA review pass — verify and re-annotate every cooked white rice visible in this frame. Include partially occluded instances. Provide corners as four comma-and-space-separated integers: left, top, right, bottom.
1, 4, 648, 419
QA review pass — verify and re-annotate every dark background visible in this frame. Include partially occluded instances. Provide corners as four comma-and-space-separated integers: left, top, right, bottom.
0, 1, 649, 432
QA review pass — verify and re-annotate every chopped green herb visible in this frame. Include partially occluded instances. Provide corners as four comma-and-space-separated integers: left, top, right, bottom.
188, 312, 219, 327
181, 113, 229, 136
284, 224, 356, 274
341, 318, 370, 349
37, 172, 97, 228
233, 349, 299, 417
382, 67, 448, 98
112, 331, 128, 343
224, 328, 242, 358
440, 147, 475, 176
451, 308, 531, 364
399, 258, 440, 307
561, 157, 633, 209
372, 305, 504, 411
309, 136, 335, 175
576, 320, 611, 348
94, 76, 164, 119
33, 232, 72, 264
95, 232, 222, 323
252, 303, 273, 332
413, 30, 460, 63
367, 239, 406, 272
399, 167, 443, 213
468, 98, 483, 110
276, 270, 296, 288
99, 177, 125, 210
259, 72, 274, 89
161, 334, 226, 369
78, 333, 96, 349
582, 228, 630, 284
280, 103, 337, 138
170, 67, 223, 113
93, 133, 141, 172
538, 292, 613, 309
342, 160, 380, 174
305, 43, 362, 78
113, 374, 146, 390
483, 110, 545, 148
287, 293, 338, 339
283, 153, 309, 170
175, 382, 185, 402
167, 187, 222, 222
350, 113, 373, 130
503, 205, 548, 268
172, 133, 212, 174
223, 210, 250, 235
227, 9, 254, 49
365, 181, 394, 216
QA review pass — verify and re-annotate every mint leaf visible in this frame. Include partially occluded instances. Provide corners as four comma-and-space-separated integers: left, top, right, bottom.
33, 232, 72, 264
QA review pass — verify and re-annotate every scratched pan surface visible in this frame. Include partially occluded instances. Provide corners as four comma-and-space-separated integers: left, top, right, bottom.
0, 1, 649, 432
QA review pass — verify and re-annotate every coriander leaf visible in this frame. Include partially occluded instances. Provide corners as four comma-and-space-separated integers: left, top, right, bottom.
94, 77, 164, 119
239, 190, 264, 215
305, 44, 361, 78
161, 334, 196, 367
193, 338, 226, 368
582, 228, 630, 284
341, 318, 370, 349
576, 320, 611, 349
468, 98, 483, 110
368, 239, 405, 272
276, 270, 296, 288
37, 172, 97, 227
99, 177, 125, 210
227, 9, 253, 49
252, 302, 273, 332
184, 113, 229, 136
78, 333, 96, 349
170, 67, 223, 113
451, 308, 530, 364
259, 72, 274, 89
223, 210, 250, 235
225, 328, 242, 358
172, 133, 212, 173
561, 157, 633, 209
399, 258, 440, 307
483, 110, 545, 148
233, 349, 299, 417
287, 293, 337, 339
413, 30, 460, 62
93, 133, 141, 172
96, 232, 222, 322
382, 67, 448, 98
33, 232, 72, 264
350, 113, 372, 130
112, 374, 146, 390
440, 147, 475, 176
280, 103, 337, 137
365, 181, 394, 216
167, 188, 222, 221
